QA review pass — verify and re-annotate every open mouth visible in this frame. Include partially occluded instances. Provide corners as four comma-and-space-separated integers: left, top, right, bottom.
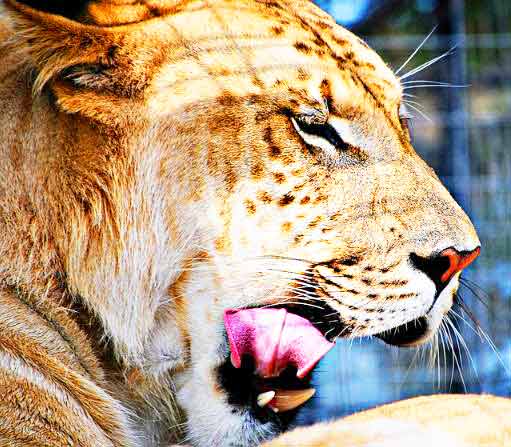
218, 306, 431, 422
219, 308, 334, 420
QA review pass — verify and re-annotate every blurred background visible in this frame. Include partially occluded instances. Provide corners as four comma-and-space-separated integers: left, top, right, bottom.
299, 0, 511, 424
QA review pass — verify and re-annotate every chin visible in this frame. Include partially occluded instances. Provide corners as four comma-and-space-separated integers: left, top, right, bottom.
176, 279, 458, 447
375, 280, 457, 348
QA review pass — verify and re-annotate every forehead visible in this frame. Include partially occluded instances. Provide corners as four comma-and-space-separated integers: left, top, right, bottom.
146, 0, 402, 115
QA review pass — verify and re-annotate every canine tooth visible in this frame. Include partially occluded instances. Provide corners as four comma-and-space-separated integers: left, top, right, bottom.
230, 352, 240, 369
269, 388, 316, 413
257, 391, 276, 408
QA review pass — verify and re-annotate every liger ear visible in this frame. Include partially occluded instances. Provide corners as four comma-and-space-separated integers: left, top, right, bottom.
3, 0, 174, 97
4, 0, 125, 96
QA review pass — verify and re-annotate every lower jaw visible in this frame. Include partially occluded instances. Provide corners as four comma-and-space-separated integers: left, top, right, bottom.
215, 305, 440, 433
375, 315, 433, 347
217, 356, 308, 428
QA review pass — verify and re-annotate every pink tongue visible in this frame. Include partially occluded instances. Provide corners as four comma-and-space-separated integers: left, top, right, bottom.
224, 308, 334, 379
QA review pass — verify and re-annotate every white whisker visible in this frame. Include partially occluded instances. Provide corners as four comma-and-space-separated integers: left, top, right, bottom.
403, 101, 433, 122
400, 46, 457, 80
395, 25, 438, 76
444, 315, 467, 391
401, 80, 459, 85
451, 308, 510, 377
403, 84, 468, 90
438, 321, 447, 384
446, 313, 480, 384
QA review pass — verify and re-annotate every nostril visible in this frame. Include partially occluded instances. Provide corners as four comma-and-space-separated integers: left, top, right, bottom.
410, 246, 481, 289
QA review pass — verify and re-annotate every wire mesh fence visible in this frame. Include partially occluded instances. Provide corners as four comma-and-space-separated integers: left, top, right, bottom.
301, 0, 511, 425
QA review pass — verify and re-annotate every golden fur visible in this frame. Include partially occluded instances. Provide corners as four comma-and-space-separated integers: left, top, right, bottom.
0, 0, 504, 446
264, 395, 511, 447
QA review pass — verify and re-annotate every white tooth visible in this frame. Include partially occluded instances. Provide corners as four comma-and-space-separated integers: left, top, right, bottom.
257, 391, 276, 408
269, 388, 316, 413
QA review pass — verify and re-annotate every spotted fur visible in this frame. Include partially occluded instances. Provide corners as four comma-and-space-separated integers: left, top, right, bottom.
0, 0, 488, 446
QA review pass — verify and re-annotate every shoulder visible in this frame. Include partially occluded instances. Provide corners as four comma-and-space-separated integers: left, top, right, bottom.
0, 288, 136, 447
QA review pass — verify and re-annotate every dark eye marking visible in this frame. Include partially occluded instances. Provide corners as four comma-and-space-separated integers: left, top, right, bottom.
293, 119, 350, 152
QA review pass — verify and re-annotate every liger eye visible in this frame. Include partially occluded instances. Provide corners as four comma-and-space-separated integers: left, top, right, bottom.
400, 118, 410, 132
398, 102, 413, 134
291, 117, 351, 156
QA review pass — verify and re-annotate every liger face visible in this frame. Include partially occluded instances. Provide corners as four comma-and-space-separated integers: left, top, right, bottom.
137, 1, 482, 445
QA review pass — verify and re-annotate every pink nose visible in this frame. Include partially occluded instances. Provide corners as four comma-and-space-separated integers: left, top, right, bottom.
438, 247, 481, 283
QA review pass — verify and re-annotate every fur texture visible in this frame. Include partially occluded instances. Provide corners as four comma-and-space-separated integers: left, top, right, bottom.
264, 395, 511, 447
0, 1, 498, 446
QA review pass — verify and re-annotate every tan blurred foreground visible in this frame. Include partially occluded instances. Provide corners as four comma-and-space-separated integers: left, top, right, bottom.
264, 394, 511, 447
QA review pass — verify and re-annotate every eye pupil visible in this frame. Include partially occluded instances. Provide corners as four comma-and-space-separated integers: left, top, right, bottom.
295, 119, 349, 151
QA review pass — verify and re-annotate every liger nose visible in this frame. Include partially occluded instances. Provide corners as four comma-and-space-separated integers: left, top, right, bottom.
411, 246, 481, 289
437, 247, 481, 282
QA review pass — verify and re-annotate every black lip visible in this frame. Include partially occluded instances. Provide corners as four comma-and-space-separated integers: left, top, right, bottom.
375, 316, 429, 346
277, 299, 346, 342
217, 355, 306, 427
